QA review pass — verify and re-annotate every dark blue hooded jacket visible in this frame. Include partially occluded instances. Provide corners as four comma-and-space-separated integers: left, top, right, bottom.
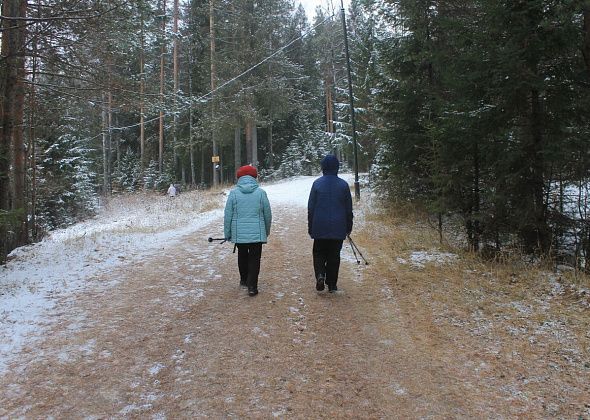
307, 155, 353, 240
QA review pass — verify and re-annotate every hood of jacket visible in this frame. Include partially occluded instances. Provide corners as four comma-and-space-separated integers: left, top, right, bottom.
321, 154, 339, 176
236, 175, 259, 193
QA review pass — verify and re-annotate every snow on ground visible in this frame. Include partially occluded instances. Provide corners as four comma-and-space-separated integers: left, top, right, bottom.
396, 251, 458, 269
0, 174, 354, 374
263, 174, 354, 206
0, 191, 224, 374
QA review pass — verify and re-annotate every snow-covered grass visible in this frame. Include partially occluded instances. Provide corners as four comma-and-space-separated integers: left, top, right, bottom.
0, 189, 225, 374
52, 189, 222, 239
396, 251, 458, 268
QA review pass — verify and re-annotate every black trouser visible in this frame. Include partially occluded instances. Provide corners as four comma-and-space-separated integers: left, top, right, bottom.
237, 243, 263, 291
313, 239, 344, 290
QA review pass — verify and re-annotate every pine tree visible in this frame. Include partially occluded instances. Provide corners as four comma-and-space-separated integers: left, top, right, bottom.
0, 0, 28, 260
369, 0, 590, 257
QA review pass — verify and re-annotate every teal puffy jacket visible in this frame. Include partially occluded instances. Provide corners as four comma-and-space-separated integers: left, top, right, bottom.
224, 175, 272, 243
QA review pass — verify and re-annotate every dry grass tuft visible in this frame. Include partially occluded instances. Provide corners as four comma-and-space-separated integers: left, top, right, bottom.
353, 193, 590, 418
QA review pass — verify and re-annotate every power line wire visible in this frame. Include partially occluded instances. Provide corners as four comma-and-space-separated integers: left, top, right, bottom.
100, 12, 335, 134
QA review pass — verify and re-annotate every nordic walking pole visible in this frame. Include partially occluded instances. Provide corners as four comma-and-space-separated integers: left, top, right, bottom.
353, 241, 369, 265
348, 235, 369, 265
207, 237, 227, 244
347, 235, 360, 265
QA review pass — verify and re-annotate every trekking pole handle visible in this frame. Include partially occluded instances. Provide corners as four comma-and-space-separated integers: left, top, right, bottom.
208, 237, 227, 244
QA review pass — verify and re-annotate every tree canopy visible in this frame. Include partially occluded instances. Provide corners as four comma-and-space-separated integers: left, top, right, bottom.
1, 0, 589, 266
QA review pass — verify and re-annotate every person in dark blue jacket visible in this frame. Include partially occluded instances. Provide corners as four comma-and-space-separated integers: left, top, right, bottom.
307, 154, 353, 292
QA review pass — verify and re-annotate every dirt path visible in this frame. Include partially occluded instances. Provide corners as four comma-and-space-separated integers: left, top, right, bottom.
1, 201, 588, 418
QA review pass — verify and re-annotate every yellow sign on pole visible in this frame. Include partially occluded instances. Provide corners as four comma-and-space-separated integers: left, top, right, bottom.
211, 155, 220, 163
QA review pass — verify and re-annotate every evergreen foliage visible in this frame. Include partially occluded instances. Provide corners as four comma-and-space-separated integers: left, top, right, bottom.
113, 150, 142, 192
36, 134, 98, 230
2, 0, 588, 265
367, 0, 590, 261
274, 117, 332, 178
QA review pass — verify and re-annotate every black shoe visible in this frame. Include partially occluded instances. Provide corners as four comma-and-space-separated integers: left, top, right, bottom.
328, 285, 338, 293
248, 289, 258, 296
316, 274, 326, 291
239, 280, 248, 289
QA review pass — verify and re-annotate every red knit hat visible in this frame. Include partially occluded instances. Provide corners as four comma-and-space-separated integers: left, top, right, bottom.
236, 165, 258, 179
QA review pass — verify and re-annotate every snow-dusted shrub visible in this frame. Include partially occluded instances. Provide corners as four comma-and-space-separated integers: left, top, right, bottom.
36, 134, 98, 230
112, 149, 141, 192
274, 122, 332, 179
142, 159, 174, 191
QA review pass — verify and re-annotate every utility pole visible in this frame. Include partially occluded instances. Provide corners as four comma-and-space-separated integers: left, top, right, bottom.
340, 0, 360, 200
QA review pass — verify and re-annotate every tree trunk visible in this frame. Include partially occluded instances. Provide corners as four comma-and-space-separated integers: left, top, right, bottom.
438, 212, 443, 245
210, 0, 219, 187
326, 77, 334, 133
101, 92, 111, 195
268, 122, 273, 169
219, 149, 224, 183
330, 48, 337, 136
0, 3, 12, 219
472, 140, 480, 251
173, 0, 179, 178
189, 133, 195, 186
251, 123, 258, 167
245, 120, 252, 164
583, 2, 590, 75
159, 0, 166, 174
0, 0, 28, 258
11, 0, 27, 246
190, 142, 196, 186
244, 120, 257, 166
0, 4, 16, 263
188, 44, 196, 187
139, 3, 146, 172
114, 110, 120, 172
30, 3, 39, 239
527, 88, 550, 253
234, 126, 241, 178
13, 46, 27, 245
200, 146, 205, 185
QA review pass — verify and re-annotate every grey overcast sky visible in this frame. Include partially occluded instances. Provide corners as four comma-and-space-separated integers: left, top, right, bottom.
297, 0, 350, 20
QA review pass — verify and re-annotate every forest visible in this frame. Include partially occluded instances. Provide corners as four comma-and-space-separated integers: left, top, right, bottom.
1, 0, 590, 267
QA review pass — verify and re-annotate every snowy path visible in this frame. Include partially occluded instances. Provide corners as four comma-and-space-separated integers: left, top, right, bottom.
2, 176, 588, 418
0, 176, 470, 418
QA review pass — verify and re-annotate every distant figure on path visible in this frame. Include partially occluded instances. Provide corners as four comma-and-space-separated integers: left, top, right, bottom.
224, 165, 272, 297
167, 183, 177, 198
307, 155, 353, 292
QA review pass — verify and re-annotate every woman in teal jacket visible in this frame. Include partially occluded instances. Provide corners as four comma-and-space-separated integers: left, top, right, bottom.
224, 165, 272, 296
